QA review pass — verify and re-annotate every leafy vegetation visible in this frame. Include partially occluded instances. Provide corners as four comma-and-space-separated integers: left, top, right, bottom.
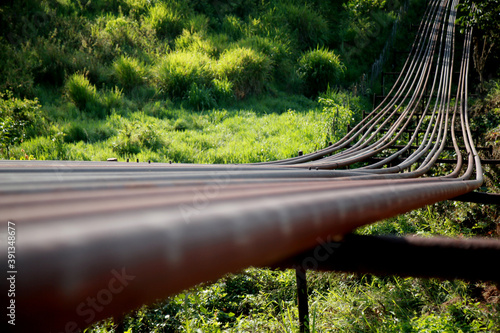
457, 0, 500, 90
86, 203, 499, 332
1, 0, 499, 332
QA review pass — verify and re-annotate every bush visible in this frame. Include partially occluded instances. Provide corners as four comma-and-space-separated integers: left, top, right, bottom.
185, 14, 210, 34
297, 47, 345, 97
32, 39, 71, 87
0, 91, 47, 157
65, 73, 99, 111
216, 47, 272, 99
112, 56, 146, 90
154, 51, 213, 99
104, 16, 141, 51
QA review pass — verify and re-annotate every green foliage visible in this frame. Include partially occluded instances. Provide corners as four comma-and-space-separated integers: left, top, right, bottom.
344, 0, 388, 18
145, 2, 187, 40
273, 2, 330, 51
0, 91, 45, 157
173, 118, 190, 131
216, 47, 272, 99
211, 78, 235, 105
154, 51, 213, 99
318, 90, 355, 145
456, 0, 500, 36
65, 73, 99, 111
31, 39, 71, 87
100, 86, 124, 114
221, 15, 245, 40
0, 42, 36, 97
186, 82, 217, 111
237, 35, 292, 83
174, 30, 218, 56
297, 47, 345, 97
112, 56, 146, 91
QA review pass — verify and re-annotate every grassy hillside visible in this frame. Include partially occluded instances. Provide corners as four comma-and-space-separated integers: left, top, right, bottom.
0, 0, 418, 162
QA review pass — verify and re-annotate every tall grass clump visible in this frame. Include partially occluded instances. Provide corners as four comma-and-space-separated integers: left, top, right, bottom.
154, 51, 213, 100
174, 30, 217, 57
237, 36, 292, 82
216, 47, 272, 99
112, 56, 146, 91
297, 47, 345, 97
186, 82, 216, 110
145, 2, 185, 40
221, 15, 245, 40
211, 78, 234, 105
65, 74, 99, 111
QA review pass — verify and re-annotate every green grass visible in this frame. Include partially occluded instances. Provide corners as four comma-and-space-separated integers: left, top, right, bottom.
10, 104, 335, 164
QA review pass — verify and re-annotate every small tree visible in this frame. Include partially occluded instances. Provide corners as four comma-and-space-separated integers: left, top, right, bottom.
457, 0, 500, 91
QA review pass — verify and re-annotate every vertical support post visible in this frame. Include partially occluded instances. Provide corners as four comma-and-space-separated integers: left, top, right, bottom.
114, 317, 125, 333
296, 267, 309, 333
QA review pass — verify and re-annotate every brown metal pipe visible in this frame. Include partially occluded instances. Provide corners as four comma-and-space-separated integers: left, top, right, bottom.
273, 234, 500, 283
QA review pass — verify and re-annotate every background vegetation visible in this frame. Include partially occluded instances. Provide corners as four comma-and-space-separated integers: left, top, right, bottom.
0, 0, 498, 332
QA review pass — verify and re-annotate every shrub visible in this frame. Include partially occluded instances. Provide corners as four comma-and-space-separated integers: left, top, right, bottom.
185, 14, 210, 34
112, 56, 146, 90
65, 74, 99, 111
104, 17, 140, 50
216, 47, 272, 99
0, 91, 47, 157
154, 51, 213, 99
297, 47, 345, 97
